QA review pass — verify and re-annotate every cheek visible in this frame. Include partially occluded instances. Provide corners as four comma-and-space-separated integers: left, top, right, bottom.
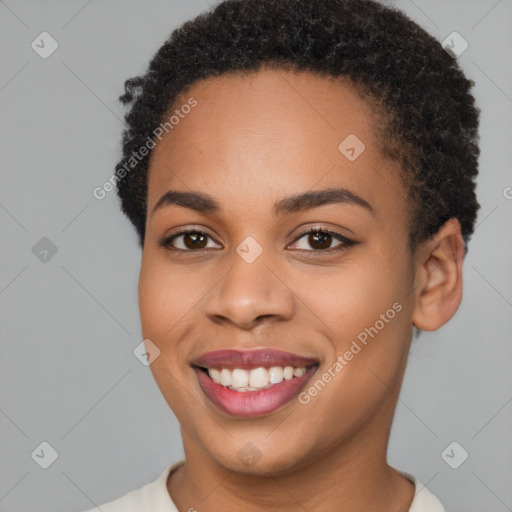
138, 252, 196, 339
296, 255, 408, 341
297, 253, 412, 399
138, 261, 168, 339
294, 267, 410, 447
137, 254, 200, 415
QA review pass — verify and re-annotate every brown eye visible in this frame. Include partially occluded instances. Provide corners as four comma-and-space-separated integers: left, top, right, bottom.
307, 231, 332, 250
288, 227, 357, 254
183, 231, 208, 249
161, 230, 221, 251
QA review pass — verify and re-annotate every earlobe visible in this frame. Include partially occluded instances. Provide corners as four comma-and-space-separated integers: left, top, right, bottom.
411, 218, 465, 331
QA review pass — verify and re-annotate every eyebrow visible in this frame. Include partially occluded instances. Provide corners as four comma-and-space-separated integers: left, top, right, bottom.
151, 187, 375, 217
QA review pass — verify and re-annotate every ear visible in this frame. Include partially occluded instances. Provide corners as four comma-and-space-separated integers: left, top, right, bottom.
411, 218, 466, 331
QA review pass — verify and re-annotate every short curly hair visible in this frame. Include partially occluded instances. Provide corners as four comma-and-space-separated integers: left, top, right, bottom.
115, 0, 480, 253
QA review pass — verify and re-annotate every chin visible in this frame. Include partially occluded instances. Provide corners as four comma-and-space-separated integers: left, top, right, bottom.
207, 440, 313, 477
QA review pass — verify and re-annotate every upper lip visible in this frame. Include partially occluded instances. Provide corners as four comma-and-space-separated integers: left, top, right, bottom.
191, 348, 320, 370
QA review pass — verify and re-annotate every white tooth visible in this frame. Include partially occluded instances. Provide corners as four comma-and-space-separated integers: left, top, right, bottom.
268, 366, 284, 384
220, 369, 231, 387
293, 367, 306, 377
232, 386, 259, 392
214, 365, 305, 390
249, 367, 269, 388
231, 369, 249, 388
208, 368, 221, 383
283, 366, 294, 380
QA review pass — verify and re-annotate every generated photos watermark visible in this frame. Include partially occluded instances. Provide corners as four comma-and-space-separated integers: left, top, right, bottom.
298, 301, 403, 405
93, 97, 198, 200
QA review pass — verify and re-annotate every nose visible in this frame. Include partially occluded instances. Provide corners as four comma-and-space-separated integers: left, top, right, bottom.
204, 249, 295, 331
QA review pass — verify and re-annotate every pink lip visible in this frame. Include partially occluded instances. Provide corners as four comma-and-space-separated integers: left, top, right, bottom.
191, 349, 319, 417
194, 366, 318, 417
192, 348, 319, 370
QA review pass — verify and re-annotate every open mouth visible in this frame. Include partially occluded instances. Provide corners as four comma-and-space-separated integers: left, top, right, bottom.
193, 363, 319, 417
196, 364, 319, 392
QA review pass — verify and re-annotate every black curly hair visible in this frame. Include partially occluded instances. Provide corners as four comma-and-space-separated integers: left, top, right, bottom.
115, 0, 480, 253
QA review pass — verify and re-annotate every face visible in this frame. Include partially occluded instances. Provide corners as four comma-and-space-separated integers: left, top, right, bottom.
138, 68, 418, 475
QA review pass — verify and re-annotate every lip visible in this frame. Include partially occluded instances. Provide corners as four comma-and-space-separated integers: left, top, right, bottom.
191, 349, 320, 417
194, 365, 318, 417
191, 348, 319, 370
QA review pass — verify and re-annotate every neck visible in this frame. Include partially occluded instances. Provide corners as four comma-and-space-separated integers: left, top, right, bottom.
168, 405, 414, 511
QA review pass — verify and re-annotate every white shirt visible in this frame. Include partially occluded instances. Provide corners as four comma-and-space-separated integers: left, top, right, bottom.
82, 461, 446, 511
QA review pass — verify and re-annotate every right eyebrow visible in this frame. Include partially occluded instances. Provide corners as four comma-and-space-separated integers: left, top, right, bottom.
151, 190, 219, 217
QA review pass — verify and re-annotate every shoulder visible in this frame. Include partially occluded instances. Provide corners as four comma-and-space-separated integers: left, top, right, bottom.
80, 460, 184, 512
394, 467, 447, 512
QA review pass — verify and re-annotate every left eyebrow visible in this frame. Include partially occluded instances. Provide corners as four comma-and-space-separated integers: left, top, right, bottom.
151, 187, 375, 217
273, 187, 375, 216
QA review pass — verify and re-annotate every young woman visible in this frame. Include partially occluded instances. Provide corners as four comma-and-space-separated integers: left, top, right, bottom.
84, 0, 480, 510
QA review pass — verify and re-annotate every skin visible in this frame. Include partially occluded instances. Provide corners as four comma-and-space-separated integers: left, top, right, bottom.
138, 67, 465, 511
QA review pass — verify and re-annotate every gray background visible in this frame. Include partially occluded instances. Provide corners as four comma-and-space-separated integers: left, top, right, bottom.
0, 0, 511, 511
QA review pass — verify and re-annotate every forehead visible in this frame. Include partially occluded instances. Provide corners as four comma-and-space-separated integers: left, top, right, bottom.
147, 67, 407, 222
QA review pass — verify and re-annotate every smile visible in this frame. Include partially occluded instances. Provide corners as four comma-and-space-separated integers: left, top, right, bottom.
191, 349, 319, 417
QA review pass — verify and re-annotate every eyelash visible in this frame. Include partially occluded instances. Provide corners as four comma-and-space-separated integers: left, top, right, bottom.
160, 226, 357, 256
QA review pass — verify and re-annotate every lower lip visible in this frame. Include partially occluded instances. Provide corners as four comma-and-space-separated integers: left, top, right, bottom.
194, 366, 318, 417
